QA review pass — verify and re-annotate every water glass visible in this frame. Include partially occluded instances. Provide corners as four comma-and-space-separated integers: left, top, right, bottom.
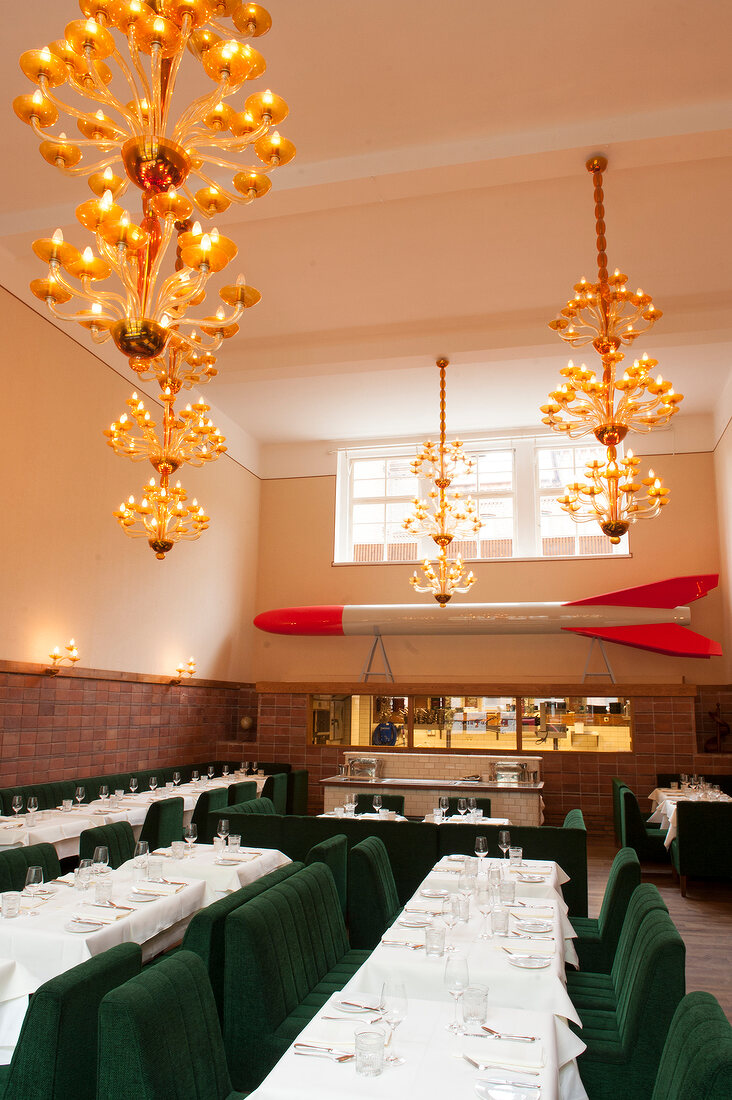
95, 878, 113, 905
213, 836, 225, 854
492, 905, 509, 936
355, 1028, 385, 1077
499, 881, 516, 906
115, 788, 124, 800
62, 799, 73, 812
462, 985, 488, 1025
171, 840, 187, 860
165, 781, 173, 791
148, 857, 164, 882
509, 846, 523, 867
228, 834, 241, 853
425, 926, 446, 957
333, 806, 344, 817
464, 856, 479, 876
474, 809, 484, 819
133, 841, 149, 877
26, 811, 37, 827
257, 769, 264, 776
2, 892, 21, 919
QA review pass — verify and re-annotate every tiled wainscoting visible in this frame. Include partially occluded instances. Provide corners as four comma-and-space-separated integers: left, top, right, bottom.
0, 665, 257, 786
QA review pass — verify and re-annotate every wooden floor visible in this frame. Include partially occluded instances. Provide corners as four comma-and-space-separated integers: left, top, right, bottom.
587, 833, 732, 1021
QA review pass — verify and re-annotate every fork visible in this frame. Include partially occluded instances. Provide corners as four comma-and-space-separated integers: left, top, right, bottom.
462, 1054, 541, 1079
502, 947, 553, 962
380, 938, 424, 949
482, 1025, 538, 1043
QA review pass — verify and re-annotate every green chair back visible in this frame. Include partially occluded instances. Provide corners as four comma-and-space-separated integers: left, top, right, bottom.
79, 821, 136, 869
139, 797, 184, 850
347, 835, 401, 948
226, 781, 257, 806
2, 942, 141, 1100
306, 834, 347, 915
650, 991, 732, 1100
610, 883, 669, 993
98, 950, 241, 1100
355, 792, 405, 815
261, 773, 287, 814
286, 769, 309, 815
563, 808, 586, 829
670, 801, 732, 886
612, 777, 628, 844
0, 843, 61, 892
620, 786, 668, 861
190, 788, 228, 836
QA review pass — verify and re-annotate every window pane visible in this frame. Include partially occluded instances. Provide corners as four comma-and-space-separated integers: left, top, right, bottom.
479, 497, 513, 558
353, 502, 385, 526
386, 458, 418, 497
477, 450, 514, 493
521, 696, 632, 752
412, 695, 517, 750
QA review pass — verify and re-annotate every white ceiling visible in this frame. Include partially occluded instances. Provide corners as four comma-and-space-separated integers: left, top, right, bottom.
2, 0, 731, 472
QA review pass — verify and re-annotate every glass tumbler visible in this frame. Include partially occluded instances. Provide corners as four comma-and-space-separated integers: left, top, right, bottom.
355, 1028, 385, 1077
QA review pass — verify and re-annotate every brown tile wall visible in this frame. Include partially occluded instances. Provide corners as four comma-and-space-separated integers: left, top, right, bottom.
253, 691, 732, 829
0, 668, 257, 785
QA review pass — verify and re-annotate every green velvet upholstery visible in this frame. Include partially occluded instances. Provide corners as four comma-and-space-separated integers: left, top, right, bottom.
573, 902, 685, 1099
569, 847, 641, 972
78, 821, 136, 869
286, 769, 309, 815
216, 813, 589, 916
620, 786, 668, 862
650, 991, 732, 1100
611, 778, 628, 845
669, 801, 732, 895
180, 861, 304, 1022
255, 762, 292, 775
191, 787, 229, 838
348, 835, 402, 948
355, 792, 405, 815
0, 781, 76, 814
261, 772, 288, 814
226, 781, 257, 805
0, 843, 61, 892
0, 942, 141, 1100
223, 862, 369, 1092
98, 950, 245, 1100
306, 834, 347, 915
563, 808, 586, 829
139, 796, 184, 850
207, 798, 276, 844
445, 796, 492, 816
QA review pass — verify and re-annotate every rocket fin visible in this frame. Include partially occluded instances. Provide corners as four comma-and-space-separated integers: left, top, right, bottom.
564, 623, 722, 658
566, 574, 719, 609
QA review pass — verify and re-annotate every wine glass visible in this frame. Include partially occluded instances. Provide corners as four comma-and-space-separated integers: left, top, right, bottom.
99, 785, 109, 805
172, 771, 181, 786
207, 765, 215, 780
184, 823, 197, 856
133, 840, 149, 880
11, 795, 23, 817
467, 796, 477, 820
149, 776, 158, 794
498, 829, 511, 860
92, 845, 110, 875
222, 765, 229, 777
439, 795, 450, 820
76, 858, 93, 891
24, 866, 44, 904
75, 786, 85, 807
441, 895, 460, 952
27, 796, 38, 816
380, 980, 408, 1065
372, 794, 382, 813
217, 818, 230, 842
475, 835, 489, 865
476, 883, 493, 940
191, 770, 200, 783
457, 797, 468, 817
251, 761, 259, 775
129, 776, 138, 794
444, 954, 469, 1033
244, 761, 251, 775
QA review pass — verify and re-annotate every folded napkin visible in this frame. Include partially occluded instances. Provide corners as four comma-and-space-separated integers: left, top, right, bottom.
214, 854, 257, 864
298, 1020, 358, 1050
153, 848, 173, 857
131, 880, 184, 896
20, 896, 46, 910
460, 1036, 544, 1073
79, 904, 125, 923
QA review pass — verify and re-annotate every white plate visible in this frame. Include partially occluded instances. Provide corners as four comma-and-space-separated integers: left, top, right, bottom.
476, 1080, 538, 1099
334, 1001, 380, 1014
515, 919, 552, 934
65, 919, 102, 933
128, 891, 157, 902
448, 854, 465, 862
517, 874, 546, 883
398, 916, 431, 928
507, 955, 551, 969
420, 888, 448, 898
214, 858, 241, 866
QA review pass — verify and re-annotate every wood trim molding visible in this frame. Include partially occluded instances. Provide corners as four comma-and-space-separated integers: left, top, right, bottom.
255, 680, 698, 697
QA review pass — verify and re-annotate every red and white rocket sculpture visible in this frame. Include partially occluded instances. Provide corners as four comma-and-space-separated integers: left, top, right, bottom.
254, 574, 721, 658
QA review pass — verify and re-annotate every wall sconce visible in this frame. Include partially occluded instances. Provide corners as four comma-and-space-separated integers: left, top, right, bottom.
171, 657, 196, 686
46, 639, 80, 675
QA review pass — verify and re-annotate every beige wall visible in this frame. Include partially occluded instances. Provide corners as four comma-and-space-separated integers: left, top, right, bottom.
0, 290, 260, 681
254, 452, 724, 684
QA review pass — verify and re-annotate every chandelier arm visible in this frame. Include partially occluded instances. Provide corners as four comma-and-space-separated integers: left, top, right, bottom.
122, 31, 155, 126
34, 80, 126, 141
150, 45, 165, 141
173, 78, 233, 144
140, 215, 176, 313
185, 121, 269, 150
71, 59, 140, 135
152, 265, 208, 319
159, 14, 192, 134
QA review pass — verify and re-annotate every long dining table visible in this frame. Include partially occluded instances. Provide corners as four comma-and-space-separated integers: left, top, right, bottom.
248, 852, 587, 1100
647, 786, 732, 846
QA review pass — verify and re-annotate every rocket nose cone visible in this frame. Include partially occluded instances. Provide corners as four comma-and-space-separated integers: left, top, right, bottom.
253, 605, 345, 636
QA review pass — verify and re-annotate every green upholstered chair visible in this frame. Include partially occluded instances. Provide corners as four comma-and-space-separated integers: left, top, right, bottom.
79, 821, 136, 869
223, 862, 369, 1092
611, 777, 628, 844
190, 787, 229, 836
670, 801, 732, 896
139, 796, 184, 850
210, 798, 276, 843
620, 786, 668, 862
179, 861, 304, 1022
563, 808, 586, 829
445, 796, 492, 816
0, 782, 77, 815
256, 762, 292, 775
0, 843, 61, 892
573, 903, 685, 1100
261, 772, 287, 814
286, 768, 309, 815
347, 835, 402, 949
98, 950, 245, 1100
226, 781, 257, 805
306, 834, 347, 915
0, 942, 141, 1100
355, 792, 405, 815
650, 991, 732, 1100
569, 847, 641, 972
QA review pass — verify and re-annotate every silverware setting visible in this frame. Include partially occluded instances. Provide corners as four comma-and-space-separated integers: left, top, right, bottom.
337, 1000, 381, 1011
502, 948, 553, 962
510, 931, 555, 940
482, 1025, 538, 1043
380, 939, 424, 950
294, 1043, 354, 1062
71, 915, 104, 927
49, 879, 74, 887
404, 906, 440, 915
320, 1014, 383, 1023
463, 1054, 541, 1078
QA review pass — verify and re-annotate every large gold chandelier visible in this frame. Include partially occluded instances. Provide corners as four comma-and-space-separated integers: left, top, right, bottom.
403, 357, 481, 606
540, 156, 682, 544
15, 0, 294, 558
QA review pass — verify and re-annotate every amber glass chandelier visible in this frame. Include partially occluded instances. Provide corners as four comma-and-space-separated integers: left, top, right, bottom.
541, 156, 681, 544
15, 0, 294, 558
403, 357, 481, 606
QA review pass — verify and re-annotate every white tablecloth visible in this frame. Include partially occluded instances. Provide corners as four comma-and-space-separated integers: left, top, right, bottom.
423, 815, 512, 826
318, 812, 408, 822
134, 844, 291, 905
647, 788, 732, 846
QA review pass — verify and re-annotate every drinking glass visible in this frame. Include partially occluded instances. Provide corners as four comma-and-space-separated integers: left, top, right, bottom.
95, 878, 113, 906
207, 765, 215, 780
191, 770, 200, 783
509, 846, 523, 867
228, 834, 241, 854
222, 765, 230, 777
75, 859, 93, 891
11, 795, 23, 817
27, 796, 38, 814
425, 926, 445, 956
476, 884, 492, 940
372, 794, 382, 813
129, 777, 138, 794
172, 771, 181, 786
244, 761, 252, 775
492, 905, 509, 936
499, 881, 515, 906
439, 795, 450, 819
712, 784, 721, 799
133, 840, 149, 871
115, 789, 124, 801
184, 823, 197, 855
217, 818, 230, 842
148, 857, 163, 881
1, 892, 21, 919
462, 985, 488, 1027
441, 895, 460, 951
498, 829, 511, 859
251, 762, 258, 775
475, 835, 489, 864
75, 786, 85, 806
171, 840, 187, 860
99, 785, 109, 804
24, 866, 43, 899
467, 796, 477, 820
355, 1029, 385, 1077
458, 872, 473, 916
380, 980, 407, 1065
457, 797, 468, 817
92, 845, 110, 875
149, 776, 158, 793
444, 954, 469, 1033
